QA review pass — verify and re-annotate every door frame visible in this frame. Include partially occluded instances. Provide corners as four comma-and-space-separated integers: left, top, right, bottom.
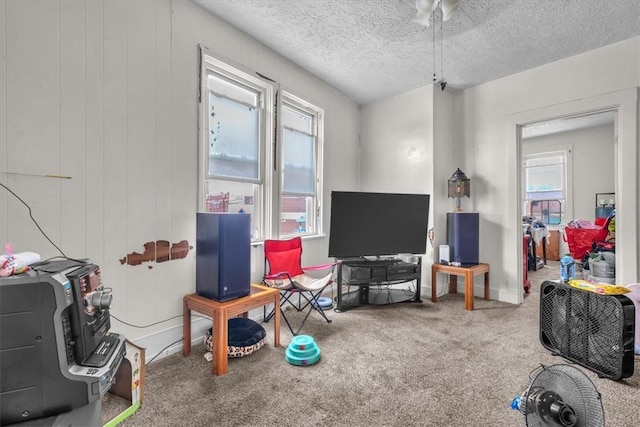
507, 88, 638, 304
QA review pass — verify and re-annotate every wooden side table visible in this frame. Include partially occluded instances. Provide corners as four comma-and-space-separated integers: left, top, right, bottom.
183, 284, 280, 375
431, 263, 490, 311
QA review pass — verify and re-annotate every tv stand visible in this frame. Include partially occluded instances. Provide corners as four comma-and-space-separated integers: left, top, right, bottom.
335, 257, 422, 312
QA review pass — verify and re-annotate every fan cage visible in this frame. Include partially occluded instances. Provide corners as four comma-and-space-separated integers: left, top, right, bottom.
521, 364, 604, 427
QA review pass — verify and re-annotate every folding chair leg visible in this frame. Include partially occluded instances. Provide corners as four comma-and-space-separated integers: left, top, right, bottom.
308, 292, 332, 323
266, 306, 298, 336
264, 290, 293, 323
314, 304, 332, 323
285, 290, 332, 335
263, 305, 276, 322
278, 296, 308, 336
281, 308, 298, 336
266, 289, 333, 336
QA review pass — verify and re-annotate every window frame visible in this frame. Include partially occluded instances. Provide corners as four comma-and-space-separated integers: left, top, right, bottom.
198, 47, 277, 241
277, 91, 324, 239
198, 47, 324, 242
522, 147, 573, 226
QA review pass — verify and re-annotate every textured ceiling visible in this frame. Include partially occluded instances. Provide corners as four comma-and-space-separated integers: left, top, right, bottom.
193, 0, 640, 106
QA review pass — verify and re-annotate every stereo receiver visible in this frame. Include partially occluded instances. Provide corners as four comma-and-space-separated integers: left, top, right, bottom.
0, 260, 125, 426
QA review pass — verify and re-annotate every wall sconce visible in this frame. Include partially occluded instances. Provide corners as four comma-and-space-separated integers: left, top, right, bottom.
447, 168, 470, 212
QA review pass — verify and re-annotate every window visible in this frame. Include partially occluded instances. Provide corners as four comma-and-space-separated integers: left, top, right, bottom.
279, 93, 323, 237
529, 199, 562, 225
199, 48, 324, 241
199, 51, 275, 240
522, 150, 571, 225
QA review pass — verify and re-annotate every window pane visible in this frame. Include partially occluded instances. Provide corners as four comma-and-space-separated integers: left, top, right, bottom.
527, 190, 563, 200
525, 155, 563, 167
530, 199, 562, 225
523, 151, 567, 225
526, 163, 563, 192
280, 195, 314, 235
282, 128, 315, 194
204, 180, 261, 239
208, 74, 259, 106
208, 92, 260, 180
282, 105, 312, 133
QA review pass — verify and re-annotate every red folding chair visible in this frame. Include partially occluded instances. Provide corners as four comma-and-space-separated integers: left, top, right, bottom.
262, 237, 335, 335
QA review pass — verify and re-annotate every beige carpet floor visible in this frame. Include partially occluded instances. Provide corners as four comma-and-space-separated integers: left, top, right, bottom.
102, 262, 639, 426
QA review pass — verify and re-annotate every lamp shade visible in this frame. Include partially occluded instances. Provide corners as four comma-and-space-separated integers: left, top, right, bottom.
447, 168, 470, 199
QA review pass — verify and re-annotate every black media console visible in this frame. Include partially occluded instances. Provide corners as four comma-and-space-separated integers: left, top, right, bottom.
335, 257, 422, 312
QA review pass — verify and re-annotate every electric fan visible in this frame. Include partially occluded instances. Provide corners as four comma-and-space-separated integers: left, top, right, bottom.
539, 281, 635, 380
511, 364, 605, 426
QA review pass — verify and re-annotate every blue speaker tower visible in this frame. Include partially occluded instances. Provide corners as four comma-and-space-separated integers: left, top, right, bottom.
196, 212, 251, 301
446, 212, 479, 266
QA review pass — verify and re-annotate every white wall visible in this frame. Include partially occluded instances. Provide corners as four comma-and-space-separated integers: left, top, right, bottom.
359, 85, 443, 292
360, 86, 434, 195
0, 0, 360, 357
360, 37, 639, 304
459, 37, 639, 303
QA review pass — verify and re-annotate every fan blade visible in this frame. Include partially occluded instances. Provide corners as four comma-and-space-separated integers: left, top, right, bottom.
412, 9, 433, 27
441, 0, 460, 21
415, 0, 439, 14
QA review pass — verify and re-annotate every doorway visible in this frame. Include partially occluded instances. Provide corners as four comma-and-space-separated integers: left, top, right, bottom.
521, 110, 616, 278
508, 88, 638, 305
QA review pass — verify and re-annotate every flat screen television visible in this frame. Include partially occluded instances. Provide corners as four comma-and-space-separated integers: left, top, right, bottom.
328, 191, 430, 258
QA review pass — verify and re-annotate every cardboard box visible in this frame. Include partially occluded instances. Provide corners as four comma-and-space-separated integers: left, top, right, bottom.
104, 340, 145, 426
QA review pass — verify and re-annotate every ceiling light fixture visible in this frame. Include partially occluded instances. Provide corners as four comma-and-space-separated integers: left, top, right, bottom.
413, 0, 461, 91
411, 0, 438, 26
440, 0, 461, 21
412, 0, 460, 26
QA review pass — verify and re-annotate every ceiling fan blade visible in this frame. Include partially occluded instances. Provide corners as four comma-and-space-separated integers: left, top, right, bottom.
412, 9, 433, 27
441, 0, 460, 21
415, 0, 439, 14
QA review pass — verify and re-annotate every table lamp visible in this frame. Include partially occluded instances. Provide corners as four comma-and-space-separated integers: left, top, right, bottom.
448, 168, 470, 212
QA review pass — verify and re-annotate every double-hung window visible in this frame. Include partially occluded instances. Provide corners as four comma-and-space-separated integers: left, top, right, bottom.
199, 48, 324, 241
522, 150, 571, 225
279, 93, 323, 237
199, 51, 275, 240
